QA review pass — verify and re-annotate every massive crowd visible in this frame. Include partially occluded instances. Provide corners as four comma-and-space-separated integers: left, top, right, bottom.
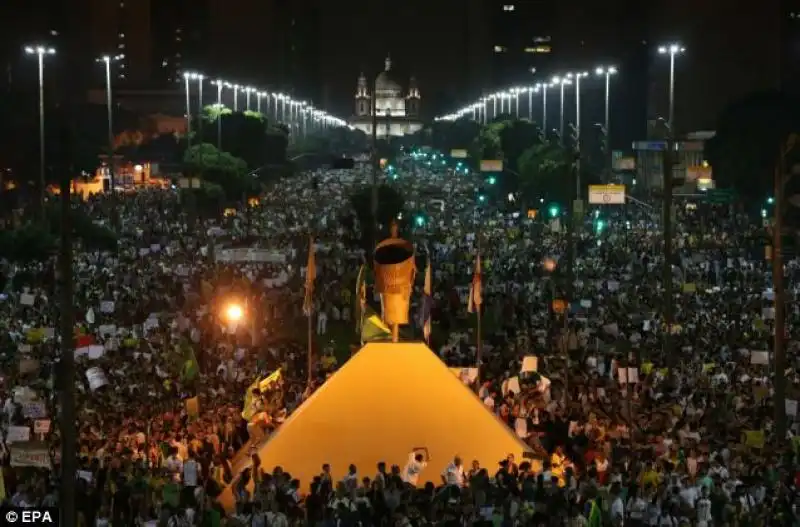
0, 149, 798, 526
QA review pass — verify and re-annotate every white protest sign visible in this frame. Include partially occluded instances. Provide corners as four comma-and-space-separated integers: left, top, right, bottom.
150, 243, 161, 253
502, 376, 521, 396
618, 367, 640, 384
20, 293, 35, 306
98, 324, 117, 336
786, 399, 798, 416
22, 401, 47, 419
6, 425, 31, 443
750, 351, 770, 365
75, 345, 106, 360
521, 356, 538, 373
100, 301, 115, 314
86, 367, 109, 391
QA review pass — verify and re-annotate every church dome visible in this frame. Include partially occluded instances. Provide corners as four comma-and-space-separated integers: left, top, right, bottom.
375, 55, 402, 95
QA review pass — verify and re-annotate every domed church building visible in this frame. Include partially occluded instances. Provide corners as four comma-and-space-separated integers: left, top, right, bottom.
349, 55, 423, 138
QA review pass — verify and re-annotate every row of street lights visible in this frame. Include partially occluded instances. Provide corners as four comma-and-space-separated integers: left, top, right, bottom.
181, 71, 347, 151
22, 44, 349, 212
436, 43, 686, 146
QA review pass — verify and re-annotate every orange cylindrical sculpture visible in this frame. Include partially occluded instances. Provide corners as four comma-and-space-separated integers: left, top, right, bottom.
373, 224, 415, 329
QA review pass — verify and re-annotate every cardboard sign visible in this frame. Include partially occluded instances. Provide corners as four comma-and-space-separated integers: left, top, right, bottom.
86, 367, 109, 391
10, 444, 51, 468
22, 401, 47, 419
6, 425, 31, 443
33, 419, 51, 435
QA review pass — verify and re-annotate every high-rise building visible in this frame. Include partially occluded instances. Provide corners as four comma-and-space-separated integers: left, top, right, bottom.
270, 0, 322, 104
489, 0, 556, 89
88, 0, 210, 88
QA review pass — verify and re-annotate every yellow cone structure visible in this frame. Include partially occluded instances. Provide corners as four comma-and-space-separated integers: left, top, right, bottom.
219, 342, 534, 509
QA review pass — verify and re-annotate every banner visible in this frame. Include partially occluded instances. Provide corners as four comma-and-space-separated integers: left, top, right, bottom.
10, 444, 51, 468
6, 426, 31, 444
588, 184, 626, 205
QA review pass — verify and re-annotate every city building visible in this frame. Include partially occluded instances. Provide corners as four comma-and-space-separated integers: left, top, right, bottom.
488, 0, 556, 89
270, 0, 323, 105
87, 0, 210, 88
350, 56, 423, 138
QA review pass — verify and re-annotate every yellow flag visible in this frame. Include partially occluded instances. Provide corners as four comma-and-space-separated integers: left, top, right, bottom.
743, 430, 765, 449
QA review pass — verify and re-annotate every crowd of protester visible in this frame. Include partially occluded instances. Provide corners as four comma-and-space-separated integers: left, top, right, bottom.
0, 149, 798, 526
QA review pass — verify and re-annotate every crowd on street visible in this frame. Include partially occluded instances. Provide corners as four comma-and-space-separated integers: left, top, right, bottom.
0, 148, 798, 526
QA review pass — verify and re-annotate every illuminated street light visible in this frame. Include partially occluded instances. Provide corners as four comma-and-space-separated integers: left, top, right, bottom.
658, 44, 685, 130
24, 45, 56, 215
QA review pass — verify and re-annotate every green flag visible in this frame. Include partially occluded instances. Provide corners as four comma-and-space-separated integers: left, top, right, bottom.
360, 305, 391, 344
181, 345, 200, 381
588, 499, 602, 527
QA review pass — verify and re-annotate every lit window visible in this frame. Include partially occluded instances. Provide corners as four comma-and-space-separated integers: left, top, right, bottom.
119, 1, 124, 6
493, 45, 507, 53
119, 73, 126, 79
118, 32, 125, 38
524, 45, 551, 53
502, 4, 515, 10
175, 36, 182, 42
533, 36, 551, 43
175, 27, 182, 33
50, 30, 59, 36
162, 59, 169, 67
118, 43, 125, 49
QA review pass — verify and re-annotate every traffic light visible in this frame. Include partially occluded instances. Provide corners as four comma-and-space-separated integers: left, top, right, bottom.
595, 219, 605, 233
478, 194, 486, 203
548, 205, 560, 218
487, 176, 496, 185
415, 215, 425, 226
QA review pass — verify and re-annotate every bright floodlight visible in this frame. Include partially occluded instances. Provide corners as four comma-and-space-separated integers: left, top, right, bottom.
225, 303, 244, 322
551, 76, 560, 84
659, 44, 685, 55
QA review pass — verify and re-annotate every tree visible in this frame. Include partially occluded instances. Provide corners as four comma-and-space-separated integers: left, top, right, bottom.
199, 112, 287, 169
202, 104, 232, 122
705, 91, 800, 198
517, 141, 570, 205
183, 143, 256, 200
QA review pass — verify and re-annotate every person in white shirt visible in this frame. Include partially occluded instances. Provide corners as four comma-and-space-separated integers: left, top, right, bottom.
165, 449, 183, 483
402, 448, 429, 486
441, 456, 464, 487
695, 486, 712, 527
183, 452, 199, 487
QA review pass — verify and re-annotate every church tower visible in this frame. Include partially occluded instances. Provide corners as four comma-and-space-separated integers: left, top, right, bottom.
406, 76, 421, 117
355, 72, 371, 116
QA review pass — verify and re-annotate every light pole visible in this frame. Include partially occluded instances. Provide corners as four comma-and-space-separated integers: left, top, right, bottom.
528, 86, 533, 121
573, 71, 588, 199
212, 79, 223, 150
596, 66, 617, 179
189, 73, 204, 140
25, 45, 55, 216
257, 91, 266, 114
552, 75, 572, 144
96, 55, 125, 197
657, 43, 684, 366
183, 72, 193, 149
245, 87, 254, 111
233, 84, 240, 111
542, 83, 551, 134
658, 44, 685, 131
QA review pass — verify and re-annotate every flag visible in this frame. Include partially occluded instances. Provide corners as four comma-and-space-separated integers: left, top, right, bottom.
467, 252, 482, 313
303, 236, 316, 316
587, 499, 602, 527
361, 305, 392, 343
355, 264, 367, 335
421, 255, 432, 343
180, 345, 199, 382
242, 369, 282, 420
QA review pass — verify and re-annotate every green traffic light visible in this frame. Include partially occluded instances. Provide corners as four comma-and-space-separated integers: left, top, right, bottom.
767, 197, 775, 204
548, 205, 559, 217
478, 195, 486, 202
415, 216, 425, 226
596, 220, 605, 232
488, 176, 496, 185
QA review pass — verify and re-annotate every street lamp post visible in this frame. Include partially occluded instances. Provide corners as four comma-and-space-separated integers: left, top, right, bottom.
657, 43, 685, 365
245, 87, 253, 111
213, 80, 223, 150
257, 91, 265, 114
96, 54, 122, 221
233, 84, 240, 111
573, 71, 588, 199
542, 83, 549, 133
183, 72, 192, 149
528, 87, 533, 121
658, 44, 685, 131
25, 45, 55, 216
596, 66, 617, 179
552, 75, 572, 144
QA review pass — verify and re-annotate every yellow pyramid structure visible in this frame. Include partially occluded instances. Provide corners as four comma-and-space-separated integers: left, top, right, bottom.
219, 342, 535, 509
